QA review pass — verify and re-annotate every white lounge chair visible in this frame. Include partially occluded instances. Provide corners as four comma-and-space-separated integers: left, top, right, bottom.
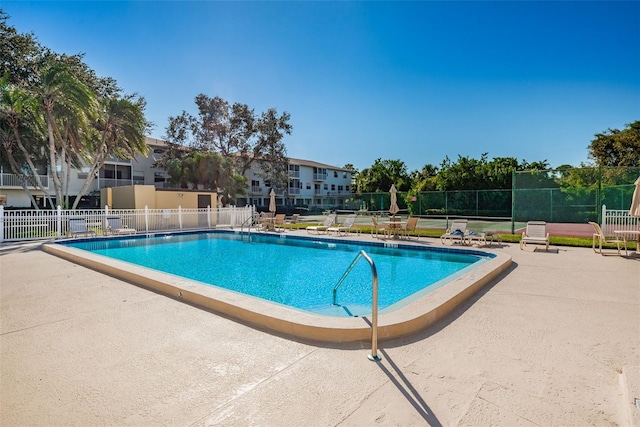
106, 216, 137, 235
520, 221, 549, 251
589, 221, 625, 256
440, 219, 468, 245
328, 214, 358, 236
68, 217, 97, 238
306, 213, 336, 234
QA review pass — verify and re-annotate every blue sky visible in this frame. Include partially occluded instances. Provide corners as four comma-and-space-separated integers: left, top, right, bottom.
4, 1, 640, 173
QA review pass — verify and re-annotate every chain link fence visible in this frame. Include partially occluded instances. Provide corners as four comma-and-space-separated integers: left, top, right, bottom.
344, 166, 639, 233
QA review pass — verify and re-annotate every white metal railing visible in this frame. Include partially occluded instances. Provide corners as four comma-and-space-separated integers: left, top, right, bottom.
601, 205, 639, 236
332, 250, 380, 362
0, 173, 50, 189
0, 205, 255, 243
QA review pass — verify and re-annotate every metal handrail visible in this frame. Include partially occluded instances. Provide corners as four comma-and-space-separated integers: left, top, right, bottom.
333, 250, 381, 361
240, 213, 257, 238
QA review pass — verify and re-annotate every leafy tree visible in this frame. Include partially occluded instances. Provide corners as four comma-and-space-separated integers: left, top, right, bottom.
409, 164, 438, 192
0, 77, 51, 208
356, 158, 410, 193
71, 95, 149, 209
0, 14, 150, 209
165, 94, 292, 201
0, 10, 45, 87
588, 121, 640, 167
161, 150, 247, 204
343, 163, 358, 174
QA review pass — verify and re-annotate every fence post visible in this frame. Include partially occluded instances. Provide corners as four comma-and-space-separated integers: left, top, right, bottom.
511, 171, 516, 234
145, 205, 149, 234
596, 165, 602, 223
178, 205, 183, 230
601, 204, 607, 228
0, 205, 4, 243
207, 205, 211, 228
57, 205, 62, 238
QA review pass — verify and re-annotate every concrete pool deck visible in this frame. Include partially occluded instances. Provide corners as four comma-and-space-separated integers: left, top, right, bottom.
1, 231, 639, 426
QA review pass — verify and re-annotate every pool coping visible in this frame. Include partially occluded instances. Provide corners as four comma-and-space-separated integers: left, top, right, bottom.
41, 231, 512, 344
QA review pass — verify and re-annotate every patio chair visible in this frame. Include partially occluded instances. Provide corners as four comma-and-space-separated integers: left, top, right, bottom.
370, 216, 388, 238
106, 215, 137, 235
284, 213, 299, 230
256, 212, 275, 232
273, 213, 286, 232
519, 221, 549, 251
403, 217, 419, 239
589, 221, 625, 256
68, 217, 97, 238
306, 213, 336, 234
440, 219, 468, 245
328, 214, 358, 236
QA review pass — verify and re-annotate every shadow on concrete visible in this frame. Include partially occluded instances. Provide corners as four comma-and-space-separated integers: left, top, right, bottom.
0, 241, 46, 256
373, 348, 443, 426
380, 261, 518, 348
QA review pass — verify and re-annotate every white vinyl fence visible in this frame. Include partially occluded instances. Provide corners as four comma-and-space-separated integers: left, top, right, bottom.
0, 205, 255, 243
601, 205, 638, 236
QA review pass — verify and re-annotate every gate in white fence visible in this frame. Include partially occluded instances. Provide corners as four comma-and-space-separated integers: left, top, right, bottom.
0, 205, 255, 243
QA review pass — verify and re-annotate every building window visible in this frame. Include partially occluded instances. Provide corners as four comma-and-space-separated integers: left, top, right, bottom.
334, 171, 338, 178
338, 185, 343, 191
306, 183, 311, 190
331, 184, 335, 191
324, 184, 328, 190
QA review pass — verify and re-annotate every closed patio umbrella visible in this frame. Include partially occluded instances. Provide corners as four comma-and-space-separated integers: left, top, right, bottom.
628, 176, 640, 254
389, 184, 400, 217
269, 189, 276, 213
629, 176, 640, 218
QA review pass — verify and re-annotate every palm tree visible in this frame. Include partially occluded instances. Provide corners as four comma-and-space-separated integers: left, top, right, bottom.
36, 59, 97, 206
71, 96, 149, 209
0, 79, 53, 208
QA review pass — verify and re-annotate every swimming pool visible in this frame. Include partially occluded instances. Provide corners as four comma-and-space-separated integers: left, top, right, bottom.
42, 231, 511, 342
59, 232, 486, 317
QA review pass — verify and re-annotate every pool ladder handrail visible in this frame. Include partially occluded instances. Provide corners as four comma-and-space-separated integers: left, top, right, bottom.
333, 250, 381, 361
240, 213, 258, 238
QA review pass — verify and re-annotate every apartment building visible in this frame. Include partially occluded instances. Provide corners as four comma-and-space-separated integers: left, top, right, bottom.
0, 137, 169, 208
241, 157, 353, 211
0, 137, 353, 211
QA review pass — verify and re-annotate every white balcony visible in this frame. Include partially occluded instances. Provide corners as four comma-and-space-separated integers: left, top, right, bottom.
0, 173, 50, 189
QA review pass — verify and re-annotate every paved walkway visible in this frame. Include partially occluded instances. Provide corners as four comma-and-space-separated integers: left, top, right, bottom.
1, 232, 638, 426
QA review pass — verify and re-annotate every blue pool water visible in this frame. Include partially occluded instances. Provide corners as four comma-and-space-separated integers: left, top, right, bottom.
64, 232, 491, 317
